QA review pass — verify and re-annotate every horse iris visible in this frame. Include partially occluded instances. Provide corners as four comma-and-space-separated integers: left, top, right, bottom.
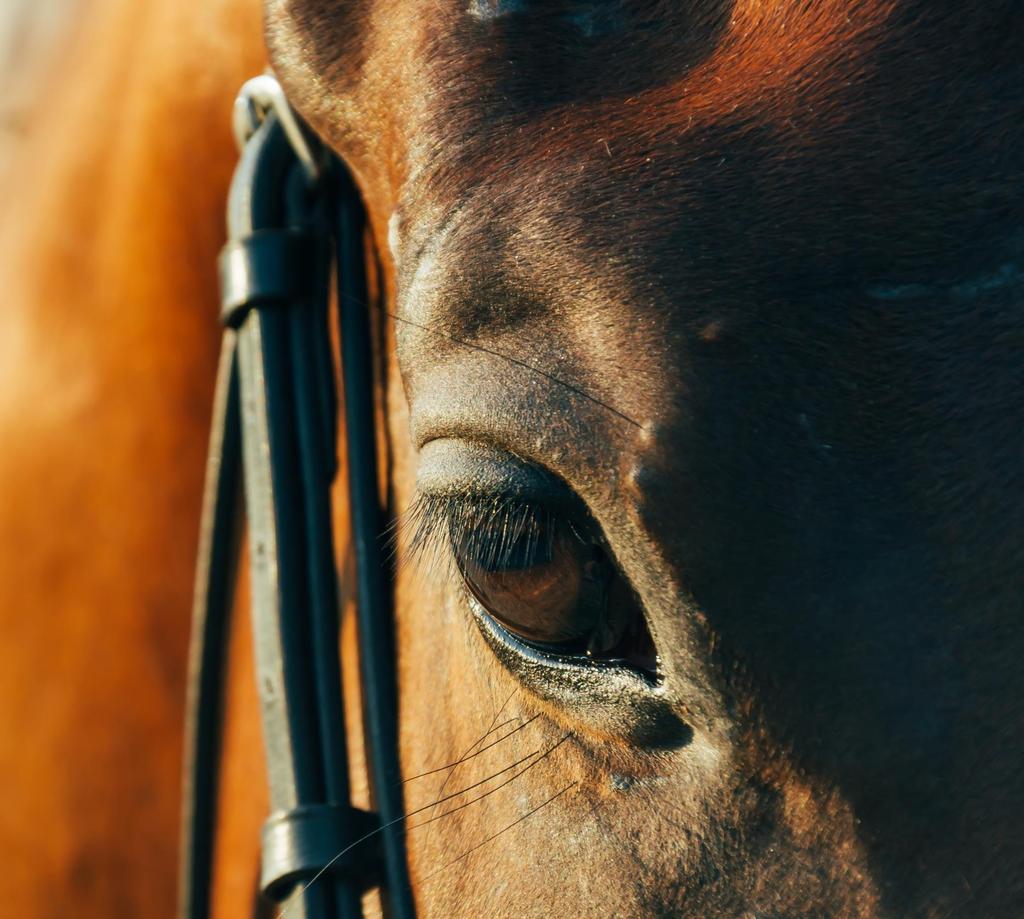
449, 504, 651, 666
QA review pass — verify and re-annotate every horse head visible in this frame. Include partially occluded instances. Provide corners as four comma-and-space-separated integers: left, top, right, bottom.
257, 2, 1022, 915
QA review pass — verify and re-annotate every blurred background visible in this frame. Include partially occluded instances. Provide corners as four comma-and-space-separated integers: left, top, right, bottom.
0, 1, 266, 915
0, 1, 80, 175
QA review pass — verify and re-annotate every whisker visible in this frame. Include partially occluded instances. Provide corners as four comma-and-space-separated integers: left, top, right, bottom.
402, 714, 539, 783
278, 733, 569, 917
409, 734, 570, 830
385, 310, 642, 429
420, 746, 542, 811
335, 287, 642, 430
420, 690, 516, 847
422, 694, 517, 787
360, 779, 591, 919
418, 781, 579, 885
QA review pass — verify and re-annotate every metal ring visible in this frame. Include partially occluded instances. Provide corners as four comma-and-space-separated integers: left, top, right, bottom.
233, 73, 321, 183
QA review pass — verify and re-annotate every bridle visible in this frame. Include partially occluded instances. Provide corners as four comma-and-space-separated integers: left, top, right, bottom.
178, 75, 415, 919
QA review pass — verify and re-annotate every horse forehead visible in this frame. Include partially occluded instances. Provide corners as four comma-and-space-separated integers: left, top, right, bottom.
355, 3, 934, 225
467, 0, 628, 34
466, 0, 531, 19
274, 0, 1022, 327
273, 0, 867, 171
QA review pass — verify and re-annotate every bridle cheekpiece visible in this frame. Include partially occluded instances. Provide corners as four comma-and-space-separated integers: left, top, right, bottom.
178, 74, 414, 919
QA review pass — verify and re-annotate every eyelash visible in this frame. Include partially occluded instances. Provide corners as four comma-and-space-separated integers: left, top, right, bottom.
399, 492, 559, 579
398, 491, 662, 680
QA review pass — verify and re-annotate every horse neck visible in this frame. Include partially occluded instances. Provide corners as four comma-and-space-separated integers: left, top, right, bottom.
0, 0, 264, 915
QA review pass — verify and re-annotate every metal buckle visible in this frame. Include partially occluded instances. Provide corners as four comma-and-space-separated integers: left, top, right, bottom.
233, 73, 321, 183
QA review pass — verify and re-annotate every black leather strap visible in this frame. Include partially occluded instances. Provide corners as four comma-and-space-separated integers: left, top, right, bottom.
332, 164, 415, 918
177, 336, 243, 919
230, 115, 366, 919
180, 105, 414, 919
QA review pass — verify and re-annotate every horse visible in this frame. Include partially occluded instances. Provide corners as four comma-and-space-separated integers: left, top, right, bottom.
1, 0, 1021, 916
263, 1, 1024, 915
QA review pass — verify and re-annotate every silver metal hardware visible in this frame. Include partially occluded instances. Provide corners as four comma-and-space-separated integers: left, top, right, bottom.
233, 73, 320, 183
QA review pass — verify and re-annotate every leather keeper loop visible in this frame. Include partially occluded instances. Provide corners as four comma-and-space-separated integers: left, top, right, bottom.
219, 229, 319, 328
260, 804, 382, 902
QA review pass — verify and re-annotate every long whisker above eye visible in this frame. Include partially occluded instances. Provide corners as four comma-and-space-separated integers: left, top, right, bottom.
385, 310, 642, 429
335, 286, 642, 430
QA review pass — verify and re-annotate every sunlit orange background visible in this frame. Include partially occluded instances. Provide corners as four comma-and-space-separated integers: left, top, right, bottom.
0, 2, 266, 916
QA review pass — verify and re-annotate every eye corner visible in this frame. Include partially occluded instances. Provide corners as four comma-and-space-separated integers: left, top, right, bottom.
464, 584, 664, 688
470, 598, 688, 749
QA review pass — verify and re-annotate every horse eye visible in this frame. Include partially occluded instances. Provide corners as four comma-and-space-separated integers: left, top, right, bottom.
449, 505, 656, 671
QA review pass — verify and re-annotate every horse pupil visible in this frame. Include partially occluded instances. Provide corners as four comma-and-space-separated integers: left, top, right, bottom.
447, 504, 655, 672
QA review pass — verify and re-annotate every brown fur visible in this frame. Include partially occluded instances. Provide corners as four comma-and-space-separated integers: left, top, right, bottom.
266, 1, 1024, 916
4, 1, 1021, 916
